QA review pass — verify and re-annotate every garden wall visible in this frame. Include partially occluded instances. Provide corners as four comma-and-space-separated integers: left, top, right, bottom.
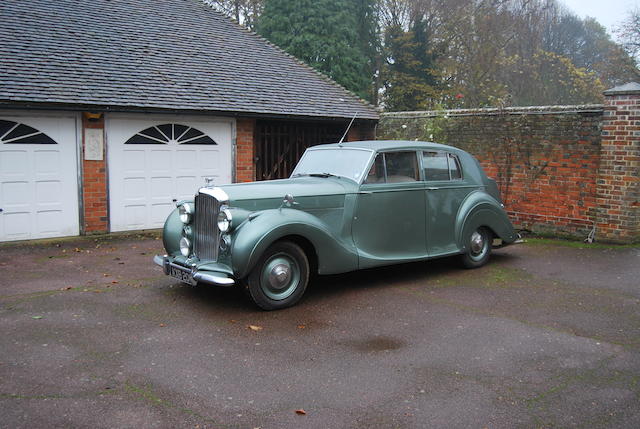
378, 85, 639, 243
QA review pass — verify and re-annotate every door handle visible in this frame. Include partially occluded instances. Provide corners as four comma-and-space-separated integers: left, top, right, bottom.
358, 191, 372, 195
426, 187, 439, 191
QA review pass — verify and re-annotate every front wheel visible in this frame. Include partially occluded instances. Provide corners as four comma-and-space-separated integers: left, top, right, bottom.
244, 241, 309, 310
461, 227, 492, 269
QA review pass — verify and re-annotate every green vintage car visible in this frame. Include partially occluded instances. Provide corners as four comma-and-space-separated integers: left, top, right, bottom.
153, 140, 518, 310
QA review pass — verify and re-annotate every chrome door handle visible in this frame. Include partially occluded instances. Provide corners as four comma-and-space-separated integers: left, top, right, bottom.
426, 187, 439, 191
358, 191, 372, 195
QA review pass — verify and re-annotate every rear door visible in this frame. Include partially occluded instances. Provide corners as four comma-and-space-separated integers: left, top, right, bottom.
423, 151, 475, 256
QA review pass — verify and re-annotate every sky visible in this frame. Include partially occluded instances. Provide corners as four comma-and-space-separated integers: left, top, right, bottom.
560, 0, 639, 40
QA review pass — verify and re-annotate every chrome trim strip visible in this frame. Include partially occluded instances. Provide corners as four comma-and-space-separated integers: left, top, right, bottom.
199, 186, 229, 203
193, 272, 235, 286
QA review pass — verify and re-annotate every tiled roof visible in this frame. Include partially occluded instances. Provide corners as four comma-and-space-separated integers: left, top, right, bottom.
0, 0, 379, 120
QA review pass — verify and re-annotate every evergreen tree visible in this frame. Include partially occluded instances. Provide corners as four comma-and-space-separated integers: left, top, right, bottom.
257, 0, 374, 101
382, 18, 440, 111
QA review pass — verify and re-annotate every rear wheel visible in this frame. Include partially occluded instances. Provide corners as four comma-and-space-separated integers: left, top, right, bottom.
461, 227, 492, 268
244, 241, 309, 310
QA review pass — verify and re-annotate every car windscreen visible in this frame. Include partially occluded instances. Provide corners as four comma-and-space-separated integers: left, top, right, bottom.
291, 148, 373, 182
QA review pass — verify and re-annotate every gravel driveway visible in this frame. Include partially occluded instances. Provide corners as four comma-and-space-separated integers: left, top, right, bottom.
1, 234, 639, 428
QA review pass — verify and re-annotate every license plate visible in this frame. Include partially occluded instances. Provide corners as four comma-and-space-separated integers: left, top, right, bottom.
169, 265, 196, 286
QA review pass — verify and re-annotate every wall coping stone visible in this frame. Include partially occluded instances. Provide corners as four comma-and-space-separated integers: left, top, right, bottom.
382, 104, 604, 119
603, 82, 640, 96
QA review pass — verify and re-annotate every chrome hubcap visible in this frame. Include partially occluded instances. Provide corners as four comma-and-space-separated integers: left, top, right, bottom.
268, 263, 291, 290
470, 231, 485, 255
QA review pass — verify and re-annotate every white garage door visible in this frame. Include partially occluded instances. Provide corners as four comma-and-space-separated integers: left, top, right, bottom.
107, 115, 233, 232
0, 114, 80, 241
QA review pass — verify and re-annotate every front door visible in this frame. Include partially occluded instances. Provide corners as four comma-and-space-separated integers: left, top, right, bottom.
352, 151, 426, 269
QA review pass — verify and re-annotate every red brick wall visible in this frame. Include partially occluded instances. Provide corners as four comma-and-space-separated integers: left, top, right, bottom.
236, 118, 255, 183
597, 90, 640, 242
378, 106, 609, 240
81, 113, 108, 233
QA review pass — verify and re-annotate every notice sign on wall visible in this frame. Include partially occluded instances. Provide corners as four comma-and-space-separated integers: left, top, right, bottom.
84, 128, 104, 161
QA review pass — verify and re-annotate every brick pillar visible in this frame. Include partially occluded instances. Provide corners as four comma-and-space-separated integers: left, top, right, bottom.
81, 112, 108, 234
596, 83, 640, 243
236, 118, 255, 182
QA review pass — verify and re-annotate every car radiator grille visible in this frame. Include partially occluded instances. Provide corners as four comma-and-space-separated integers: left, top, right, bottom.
193, 192, 221, 261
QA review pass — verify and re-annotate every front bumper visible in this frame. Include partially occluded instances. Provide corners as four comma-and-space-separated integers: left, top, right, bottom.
153, 255, 235, 286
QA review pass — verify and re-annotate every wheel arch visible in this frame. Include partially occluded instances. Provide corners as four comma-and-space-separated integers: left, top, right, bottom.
455, 191, 517, 251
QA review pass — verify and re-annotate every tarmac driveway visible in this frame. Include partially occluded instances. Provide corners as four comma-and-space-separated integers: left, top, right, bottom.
1, 234, 639, 428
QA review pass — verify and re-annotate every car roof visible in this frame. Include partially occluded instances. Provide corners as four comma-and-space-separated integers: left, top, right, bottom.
313, 140, 463, 153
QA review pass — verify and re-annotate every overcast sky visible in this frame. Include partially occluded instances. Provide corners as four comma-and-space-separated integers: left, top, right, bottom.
560, 0, 639, 40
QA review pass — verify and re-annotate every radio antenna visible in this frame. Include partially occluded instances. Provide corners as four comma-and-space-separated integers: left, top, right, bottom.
338, 112, 358, 145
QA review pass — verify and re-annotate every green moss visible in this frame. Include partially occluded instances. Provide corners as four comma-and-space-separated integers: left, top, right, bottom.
524, 237, 640, 250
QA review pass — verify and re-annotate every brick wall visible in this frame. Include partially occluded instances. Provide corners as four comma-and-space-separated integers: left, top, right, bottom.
378, 94, 639, 243
81, 113, 108, 233
236, 118, 255, 183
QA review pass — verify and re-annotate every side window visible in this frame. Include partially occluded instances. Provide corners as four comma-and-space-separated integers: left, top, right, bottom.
423, 152, 463, 181
448, 154, 462, 180
384, 151, 418, 183
423, 152, 449, 180
364, 151, 419, 184
364, 154, 386, 184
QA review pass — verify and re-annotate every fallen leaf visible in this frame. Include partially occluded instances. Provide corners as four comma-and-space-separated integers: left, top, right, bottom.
62, 286, 73, 291
295, 409, 306, 415
74, 247, 82, 253
31, 316, 43, 319
229, 320, 237, 324
297, 324, 306, 329
248, 325, 263, 331
103, 273, 110, 277
159, 323, 166, 327
111, 280, 119, 284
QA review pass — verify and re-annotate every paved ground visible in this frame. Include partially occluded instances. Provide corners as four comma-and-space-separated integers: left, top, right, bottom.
0, 234, 639, 429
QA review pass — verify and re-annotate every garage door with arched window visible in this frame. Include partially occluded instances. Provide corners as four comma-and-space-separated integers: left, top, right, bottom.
107, 115, 233, 232
0, 115, 80, 241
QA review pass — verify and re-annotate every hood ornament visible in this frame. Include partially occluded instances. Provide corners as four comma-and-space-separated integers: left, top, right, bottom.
204, 177, 215, 188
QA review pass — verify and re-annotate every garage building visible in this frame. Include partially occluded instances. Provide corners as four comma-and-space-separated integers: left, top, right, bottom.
0, 0, 378, 242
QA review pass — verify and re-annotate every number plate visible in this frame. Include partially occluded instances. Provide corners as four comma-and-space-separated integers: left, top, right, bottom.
169, 265, 196, 286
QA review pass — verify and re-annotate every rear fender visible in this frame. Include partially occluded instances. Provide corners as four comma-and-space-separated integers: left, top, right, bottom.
456, 191, 517, 250
230, 209, 358, 278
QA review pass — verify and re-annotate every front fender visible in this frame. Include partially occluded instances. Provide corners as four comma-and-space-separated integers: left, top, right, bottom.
455, 191, 516, 250
230, 208, 358, 278
162, 208, 183, 256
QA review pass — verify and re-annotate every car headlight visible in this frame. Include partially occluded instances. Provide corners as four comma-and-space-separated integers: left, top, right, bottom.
179, 237, 191, 257
217, 208, 232, 233
179, 203, 193, 224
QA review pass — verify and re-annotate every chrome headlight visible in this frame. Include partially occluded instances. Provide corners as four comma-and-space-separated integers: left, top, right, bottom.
179, 237, 191, 257
179, 203, 193, 224
217, 208, 232, 233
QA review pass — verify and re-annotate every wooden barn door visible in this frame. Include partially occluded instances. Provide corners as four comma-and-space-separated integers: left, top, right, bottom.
255, 121, 344, 181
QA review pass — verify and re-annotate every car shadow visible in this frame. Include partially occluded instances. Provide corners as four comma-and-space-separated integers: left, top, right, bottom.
166, 251, 519, 313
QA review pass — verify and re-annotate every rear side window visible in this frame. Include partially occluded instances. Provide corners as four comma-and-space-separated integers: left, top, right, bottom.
423, 151, 463, 181
364, 151, 419, 184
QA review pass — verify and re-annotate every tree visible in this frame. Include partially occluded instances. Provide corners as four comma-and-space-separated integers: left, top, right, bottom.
257, 0, 374, 101
616, 7, 640, 63
204, 0, 264, 30
382, 18, 441, 110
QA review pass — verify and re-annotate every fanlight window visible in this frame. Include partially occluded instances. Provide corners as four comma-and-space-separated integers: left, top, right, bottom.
0, 120, 57, 144
125, 123, 217, 145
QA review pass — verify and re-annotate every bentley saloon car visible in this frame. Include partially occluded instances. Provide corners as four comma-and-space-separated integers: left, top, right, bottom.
154, 140, 518, 310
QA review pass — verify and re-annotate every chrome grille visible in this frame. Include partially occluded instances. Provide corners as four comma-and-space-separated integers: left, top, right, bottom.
193, 192, 221, 261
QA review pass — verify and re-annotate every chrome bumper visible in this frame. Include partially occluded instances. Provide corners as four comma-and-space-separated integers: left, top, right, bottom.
153, 255, 235, 286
